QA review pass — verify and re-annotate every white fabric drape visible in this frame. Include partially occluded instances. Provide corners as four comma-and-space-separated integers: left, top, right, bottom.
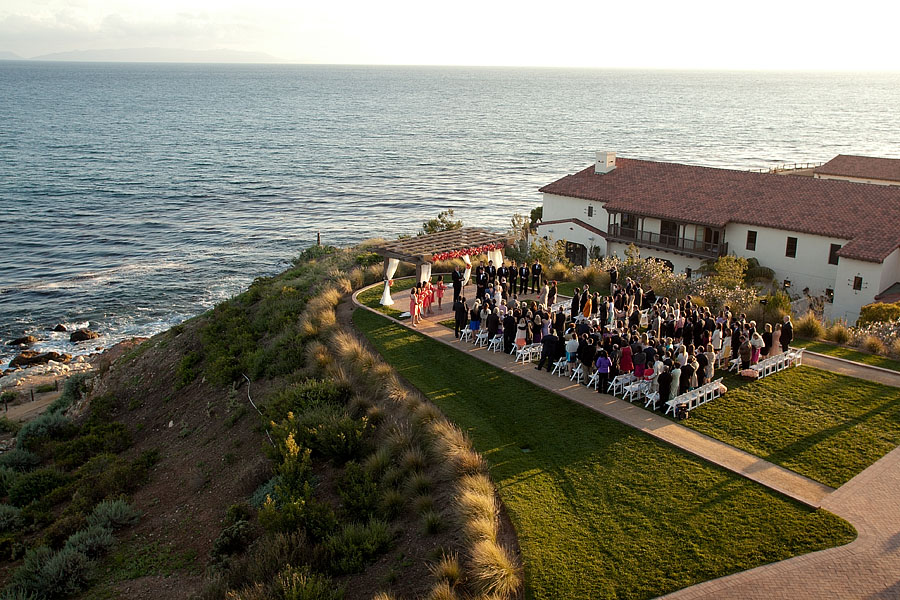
488, 249, 503, 270
420, 263, 432, 284
462, 254, 472, 287
380, 258, 400, 306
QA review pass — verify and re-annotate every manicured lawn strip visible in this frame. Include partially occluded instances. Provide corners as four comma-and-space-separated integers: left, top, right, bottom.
682, 366, 900, 488
356, 278, 418, 319
353, 309, 856, 600
792, 338, 900, 373
555, 281, 578, 297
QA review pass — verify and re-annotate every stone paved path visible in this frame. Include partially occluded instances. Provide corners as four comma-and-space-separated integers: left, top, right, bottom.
804, 351, 900, 388
353, 285, 900, 600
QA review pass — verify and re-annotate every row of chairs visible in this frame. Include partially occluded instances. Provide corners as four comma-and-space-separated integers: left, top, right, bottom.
664, 378, 724, 416
751, 348, 803, 379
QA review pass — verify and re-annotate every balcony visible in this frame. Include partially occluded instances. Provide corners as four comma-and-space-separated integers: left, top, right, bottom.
607, 225, 728, 259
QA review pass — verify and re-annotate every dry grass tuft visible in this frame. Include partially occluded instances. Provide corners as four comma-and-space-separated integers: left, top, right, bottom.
372, 592, 397, 600
335, 276, 353, 295
304, 340, 332, 370
348, 393, 373, 417
413, 402, 443, 426
365, 404, 386, 427
469, 539, 521, 598
459, 473, 495, 499
449, 447, 485, 477
363, 446, 394, 477
405, 471, 433, 496
401, 446, 429, 473
427, 580, 458, 600
429, 552, 462, 586
463, 515, 498, 544
862, 335, 886, 355
412, 493, 434, 514
428, 420, 471, 456
825, 321, 851, 345
457, 487, 497, 523
795, 311, 826, 340
892, 338, 900, 357
225, 583, 269, 600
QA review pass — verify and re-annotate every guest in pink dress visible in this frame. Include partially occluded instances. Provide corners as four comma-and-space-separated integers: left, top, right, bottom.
435, 275, 446, 309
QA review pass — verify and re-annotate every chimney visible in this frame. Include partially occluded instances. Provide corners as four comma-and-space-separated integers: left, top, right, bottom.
595, 151, 616, 174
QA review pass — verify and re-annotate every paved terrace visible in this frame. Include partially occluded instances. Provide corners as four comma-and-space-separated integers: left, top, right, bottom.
352, 284, 900, 600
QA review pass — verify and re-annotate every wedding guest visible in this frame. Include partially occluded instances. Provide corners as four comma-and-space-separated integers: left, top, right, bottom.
435, 275, 446, 309
519, 263, 529, 295
780, 315, 793, 352
531, 260, 543, 293
453, 296, 468, 338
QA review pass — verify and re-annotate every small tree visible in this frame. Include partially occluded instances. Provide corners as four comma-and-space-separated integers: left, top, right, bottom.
420, 210, 463, 235
529, 206, 542, 230
710, 255, 748, 289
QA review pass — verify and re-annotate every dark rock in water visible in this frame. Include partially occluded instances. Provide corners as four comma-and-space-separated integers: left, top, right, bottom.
7, 335, 38, 346
70, 329, 100, 343
53, 324, 67, 332
10, 351, 71, 368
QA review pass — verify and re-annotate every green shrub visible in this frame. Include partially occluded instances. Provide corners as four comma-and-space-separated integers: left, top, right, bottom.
825, 321, 851, 345
211, 520, 256, 564
0, 449, 41, 472
47, 372, 91, 414
258, 494, 337, 542
87, 498, 140, 530
0, 416, 21, 435
0, 504, 23, 532
362, 447, 393, 480
322, 519, 394, 575
795, 312, 826, 339
249, 477, 279, 509
292, 408, 370, 463
1, 391, 18, 405
175, 350, 202, 390
266, 380, 353, 422
276, 565, 344, 600
41, 545, 94, 598
8, 468, 69, 507
16, 412, 75, 450
200, 302, 257, 385
337, 462, 379, 519
225, 502, 255, 527
69, 451, 156, 514
0, 467, 17, 498
858, 301, 900, 326
379, 488, 405, 521
421, 509, 444, 535
64, 525, 114, 558
52, 422, 132, 470
42, 514, 87, 549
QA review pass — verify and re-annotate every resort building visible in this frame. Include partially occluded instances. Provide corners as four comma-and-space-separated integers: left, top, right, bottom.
536, 152, 900, 323
813, 154, 900, 186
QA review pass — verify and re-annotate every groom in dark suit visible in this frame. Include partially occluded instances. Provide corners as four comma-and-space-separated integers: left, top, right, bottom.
451, 265, 463, 303
531, 260, 543, 293
518, 263, 529, 295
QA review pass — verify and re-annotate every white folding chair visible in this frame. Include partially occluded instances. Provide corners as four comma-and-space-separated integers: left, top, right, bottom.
515, 344, 532, 364
570, 363, 584, 384
551, 357, 568, 376
586, 371, 601, 390
729, 358, 741, 373
475, 331, 489, 347
644, 390, 660, 410
529, 345, 543, 362
458, 327, 472, 343
487, 335, 503, 353
623, 380, 648, 403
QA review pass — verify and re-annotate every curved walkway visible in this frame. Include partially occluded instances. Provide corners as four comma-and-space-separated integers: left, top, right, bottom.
352, 284, 900, 599
803, 351, 900, 388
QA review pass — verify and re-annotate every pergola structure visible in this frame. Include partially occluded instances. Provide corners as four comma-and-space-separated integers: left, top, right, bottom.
372, 227, 511, 306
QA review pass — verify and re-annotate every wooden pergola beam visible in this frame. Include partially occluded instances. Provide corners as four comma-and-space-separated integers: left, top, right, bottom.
372, 227, 511, 264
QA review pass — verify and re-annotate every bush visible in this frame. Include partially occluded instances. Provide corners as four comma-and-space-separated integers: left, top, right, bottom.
0, 449, 41, 472
0, 467, 18, 498
893, 338, 900, 357
5, 545, 93, 599
258, 495, 337, 542
266, 380, 353, 422
292, 408, 370, 463
0, 416, 21, 435
16, 412, 75, 450
795, 312, 825, 339
250, 477, 279, 509
575, 264, 608, 290
42, 513, 87, 549
861, 335, 887, 355
64, 525, 114, 558
858, 302, 900, 326
276, 565, 344, 600
379, 489, 405, 520
211, 520, 256, 563
337, 462, 379, 519
469, 539, 521, 597
175, 350, 202, 390
0, 504, 23, 532
322, 519, 393, 575
87, 497, 140, 530
47, 372, 91, 414
52, 422, 133, 470
545, 262, 572, 283
225, 502, 255, 527
825, 321, 851, 345
8, 468, 68, 507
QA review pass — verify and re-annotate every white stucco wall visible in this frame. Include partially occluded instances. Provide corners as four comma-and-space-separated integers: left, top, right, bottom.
726, 223, 849, 296
830, 258, 886, 323
606, 242, 704, 275
877, 247, 900, 293
542, 193, 609, 231
536, 221, 606, 259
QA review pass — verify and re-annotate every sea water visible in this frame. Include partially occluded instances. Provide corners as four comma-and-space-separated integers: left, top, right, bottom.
1, 62, 899, 366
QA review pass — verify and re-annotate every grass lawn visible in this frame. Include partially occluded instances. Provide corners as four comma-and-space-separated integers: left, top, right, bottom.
683, 366, 900, 488
555, 280, 578, 298
792, 338, 900, 373
356, 277, 418, 319
353, 308, 856, 600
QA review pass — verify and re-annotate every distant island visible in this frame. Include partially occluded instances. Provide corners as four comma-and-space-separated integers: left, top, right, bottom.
0, 47, 283, 63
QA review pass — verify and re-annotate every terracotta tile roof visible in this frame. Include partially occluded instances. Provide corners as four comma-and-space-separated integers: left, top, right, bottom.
538, 157, 900, 263
537, 218, 607, 238
815, 155, 900, 183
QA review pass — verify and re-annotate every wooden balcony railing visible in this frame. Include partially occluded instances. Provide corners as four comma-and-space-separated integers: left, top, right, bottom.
607, 225, 727, 259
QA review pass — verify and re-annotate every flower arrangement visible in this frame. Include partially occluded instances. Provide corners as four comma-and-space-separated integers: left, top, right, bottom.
431, 243, 504, 262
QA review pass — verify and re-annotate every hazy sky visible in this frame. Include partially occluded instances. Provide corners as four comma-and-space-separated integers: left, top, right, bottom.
2, 0, 899, 70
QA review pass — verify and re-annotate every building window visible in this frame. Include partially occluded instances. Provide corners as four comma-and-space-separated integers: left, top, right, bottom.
685, 267, 692, 278
828, 243, 841, 265
746, 230, 757, 251
587, 205, 594, 218
786, 236, 797, 258
825, 288, 834, 302
853, 276, 863, 291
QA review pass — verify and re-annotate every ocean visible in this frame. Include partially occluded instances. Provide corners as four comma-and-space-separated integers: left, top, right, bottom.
1, 62, 899, 367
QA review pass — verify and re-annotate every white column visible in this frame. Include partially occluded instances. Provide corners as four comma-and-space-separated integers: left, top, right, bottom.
420, 263, 432, 284
380, 258, 400, 306
462, 254, 472, 286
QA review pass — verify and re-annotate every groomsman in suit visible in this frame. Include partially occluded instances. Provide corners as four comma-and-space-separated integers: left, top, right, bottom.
508, 261, 518, 293
486, 260, 497, 284
518, 263, 530, 295
497, 262, 509, 287
531, 260, 543, 293
451, 265, 463, 303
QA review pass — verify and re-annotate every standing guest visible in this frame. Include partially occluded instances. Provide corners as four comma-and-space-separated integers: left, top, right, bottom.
696, 349, 709, 386
750, 331, 764, 364
487, 307, 501, 339
519, 262, 530, 295
486, 260, 497, 284
422, 280, 434, 316
704, 344, 716, 383
410, 287, 421, 327
731, 325, 742, 361
571, 287, 581, 320
508, 261, 518, 295
679, 358, 694, 394
595, 350, 612, 393
536, 330, 560, 372
632, 340, 647, 378
548, 281, 558, 307
739, 336, 752, 370
531, 260, 543, 294
553, 308, 567, 339
475, 266, 488, 301
502, 311, 517, 352
657, 365, 673, 409
453, 296, 468, 338
580, 285, 591, 314
669, 363, 681, 402
469, 302, 482, 337
780, 315, 793, 352
770, 323, 782, 357
608, 265, 618, 294
435, 275, 447, 309
515, 317, 528, 349
581, 293, 593, 319
451, 265, 463, 304
497, 262, 509, 286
